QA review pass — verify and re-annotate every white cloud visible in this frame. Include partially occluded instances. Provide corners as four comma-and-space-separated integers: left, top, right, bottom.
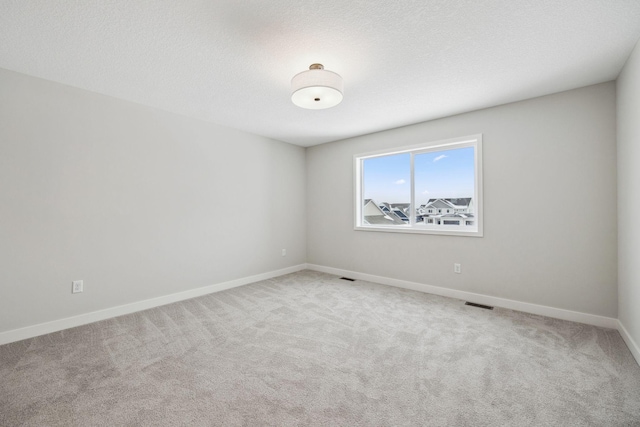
422, 190, 430, 194
433, 154, 447, 162
394, 179, 406, 184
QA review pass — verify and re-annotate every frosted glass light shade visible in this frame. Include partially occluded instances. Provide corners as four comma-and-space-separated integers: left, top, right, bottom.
291, 64, 343, 109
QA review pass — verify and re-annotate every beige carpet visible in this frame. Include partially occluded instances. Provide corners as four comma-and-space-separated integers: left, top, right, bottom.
1, 270, 639, 426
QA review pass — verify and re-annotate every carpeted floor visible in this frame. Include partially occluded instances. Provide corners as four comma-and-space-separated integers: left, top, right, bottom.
1, 270, 639, 426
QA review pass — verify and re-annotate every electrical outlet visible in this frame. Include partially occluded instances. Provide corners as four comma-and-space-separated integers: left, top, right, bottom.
281, 249, 287, 257
454, 263, 461, 274
72, 280, 83, 293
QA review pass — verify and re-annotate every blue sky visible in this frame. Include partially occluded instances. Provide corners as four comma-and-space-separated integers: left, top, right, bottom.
363, 146, 474, 204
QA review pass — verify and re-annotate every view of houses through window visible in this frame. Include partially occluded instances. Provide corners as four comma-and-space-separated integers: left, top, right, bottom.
355, 135, 482, 236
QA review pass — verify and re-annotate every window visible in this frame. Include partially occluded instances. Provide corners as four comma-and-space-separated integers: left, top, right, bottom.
354, 134, 483, 236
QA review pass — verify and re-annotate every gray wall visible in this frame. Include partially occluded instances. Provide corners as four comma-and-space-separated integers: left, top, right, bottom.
0, 68, 307, 333
307, 82, 618, 317
618, 41, 640, 346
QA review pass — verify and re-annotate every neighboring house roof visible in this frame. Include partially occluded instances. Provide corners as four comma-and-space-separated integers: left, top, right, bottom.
390, 203, 410, 212
424, 199, 456, 210
392, 209, 409, 221
363, 199, 405, 225
420, 197, 472, 209
364, 215, 406, 225
449, 198, 472, 207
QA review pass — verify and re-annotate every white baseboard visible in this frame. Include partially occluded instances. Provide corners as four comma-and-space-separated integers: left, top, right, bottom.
1, 263, 626, 352
307, 264, 619, 329
617, 321, 640, 366
0, 264, 307, 346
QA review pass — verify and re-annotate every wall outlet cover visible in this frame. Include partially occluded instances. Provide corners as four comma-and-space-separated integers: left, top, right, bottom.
72, 280, 83, 293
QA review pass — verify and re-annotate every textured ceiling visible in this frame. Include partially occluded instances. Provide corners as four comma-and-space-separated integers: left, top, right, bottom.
1, 1, 640, 147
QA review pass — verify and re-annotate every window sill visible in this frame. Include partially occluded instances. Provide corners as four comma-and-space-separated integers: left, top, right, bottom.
354, 225, 483, 237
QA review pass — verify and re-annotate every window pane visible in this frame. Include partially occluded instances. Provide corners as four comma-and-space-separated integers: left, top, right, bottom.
362, 153, 410, 226
414, 146, 476, 230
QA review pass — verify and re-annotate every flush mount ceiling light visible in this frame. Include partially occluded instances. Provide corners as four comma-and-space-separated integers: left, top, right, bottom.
291, 63, 343, 109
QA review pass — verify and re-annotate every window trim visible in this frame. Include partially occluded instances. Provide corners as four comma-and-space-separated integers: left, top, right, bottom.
354, 134, 483, 237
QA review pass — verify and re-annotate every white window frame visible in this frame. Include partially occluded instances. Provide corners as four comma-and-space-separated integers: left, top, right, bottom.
354, 134, 483, 237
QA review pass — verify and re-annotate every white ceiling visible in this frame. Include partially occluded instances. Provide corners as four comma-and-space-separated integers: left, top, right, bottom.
1, 1, 640, 147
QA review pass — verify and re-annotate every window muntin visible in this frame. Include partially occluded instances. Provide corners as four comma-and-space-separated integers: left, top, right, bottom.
354, 135, 483, 237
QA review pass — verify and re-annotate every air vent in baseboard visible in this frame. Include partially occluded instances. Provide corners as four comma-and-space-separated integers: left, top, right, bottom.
340, 277, 355, 281
465, 302, 494, 310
